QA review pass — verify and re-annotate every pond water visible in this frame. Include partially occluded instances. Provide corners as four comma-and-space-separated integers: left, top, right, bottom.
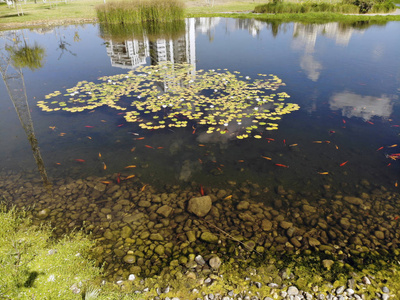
1, 18, 399, 193
1, 18, 400, 281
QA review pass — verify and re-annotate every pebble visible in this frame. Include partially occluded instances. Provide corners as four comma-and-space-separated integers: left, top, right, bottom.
381, 286, 389, 293
287, 286, 299, 296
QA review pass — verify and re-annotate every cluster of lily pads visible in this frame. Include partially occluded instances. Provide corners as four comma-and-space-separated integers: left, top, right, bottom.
37, 62, 299, 139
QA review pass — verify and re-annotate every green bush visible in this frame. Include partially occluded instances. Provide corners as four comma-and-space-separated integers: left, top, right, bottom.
254, 2, 360, 14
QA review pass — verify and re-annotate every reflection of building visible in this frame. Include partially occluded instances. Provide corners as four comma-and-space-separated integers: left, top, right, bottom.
292, 23, 365, 82
330, 92, 394, 121
107, 39, 149, 69
105, 18, 196, 73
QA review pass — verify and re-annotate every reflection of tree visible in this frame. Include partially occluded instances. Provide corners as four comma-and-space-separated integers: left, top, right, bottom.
55, 29, 77, 60
0, 31, 52, 189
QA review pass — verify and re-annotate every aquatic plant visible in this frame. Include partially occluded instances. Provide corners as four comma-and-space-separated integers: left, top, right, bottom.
96, 0, 185, 25
37, 62, 299, 140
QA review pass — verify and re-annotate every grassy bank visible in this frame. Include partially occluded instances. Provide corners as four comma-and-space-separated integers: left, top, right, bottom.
0, 0, 399, 30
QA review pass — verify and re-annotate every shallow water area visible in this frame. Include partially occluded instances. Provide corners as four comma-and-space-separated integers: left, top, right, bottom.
1, 18, 400, 292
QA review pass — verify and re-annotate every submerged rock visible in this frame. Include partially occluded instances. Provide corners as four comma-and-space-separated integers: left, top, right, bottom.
187, 196, 212, 217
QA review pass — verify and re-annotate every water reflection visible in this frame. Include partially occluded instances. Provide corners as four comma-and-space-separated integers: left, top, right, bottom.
0, 31, 51, 188
330, 92, 396, 121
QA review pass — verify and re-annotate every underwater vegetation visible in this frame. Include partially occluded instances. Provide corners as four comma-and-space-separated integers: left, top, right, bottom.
37, 62, 299, 140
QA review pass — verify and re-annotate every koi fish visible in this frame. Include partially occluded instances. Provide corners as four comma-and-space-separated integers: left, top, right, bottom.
367, 121, 374, 125
103, 162, 107, 170
388, 144, 398, 148
85, 125, 94, 128
329, 130, 335, 134
141, 184, 148, 192
192, 125, 196, 134
59, 133, 66, 136
125, 165, 137, 169
266, 138, 275, 141
238, 160, 244, 163
198, 144, 205, 147
339, 161, 348, 167
117, 124, 124, 127
376, 146, 384, 151
130, 147, 136, 152
99, 152, 102, 158
117, 112, 125, 115
224, 195, 233, 200
289, 144, 298, 147
395, 181, 398, 187
145, 145, 153, 149
200, 185, 205, 196
313, 141, 323, 144
49, 126, 56, 130
261, 156, 272, 160
318, 172, 329, 175
157, 147, 164, 149
101, 120, 107, 122
75, 159, 85, 162
87, 136, 92, 140
135, 137, 145, 140
342, 119, 346, 124
55, 162, 61, 165
116, 173, 121, 184
124, 175, 135, 180
275, 163, 289, 168
324, 141, 331, 144
335, 145, 339, 150
101, 181, 111, 184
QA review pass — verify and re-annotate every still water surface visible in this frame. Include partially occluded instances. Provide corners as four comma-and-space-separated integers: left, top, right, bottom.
1, 18, 400, 195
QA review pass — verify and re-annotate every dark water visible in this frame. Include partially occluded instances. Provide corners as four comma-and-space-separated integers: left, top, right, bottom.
1, 18, 400, 195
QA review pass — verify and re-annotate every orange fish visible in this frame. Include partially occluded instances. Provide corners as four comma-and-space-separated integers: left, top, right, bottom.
116, 173, 121, 184
59, 133, 66, 136
388, 144, 398, 148
324, 141, 331, 144
200, 185, 205, 196
135, 137, 145, 140
99, 152, 102, 158
313, 141, 323, 144
49, 126, 56, 130
224, 195, 233, 200
85, 125, 94, 128
141, 184, 148, 192
367, 121, 374, 125
376, 146, 384, 151
275, 163, 289, 168
261, 156, 272, 160
198, 158, 203, 164
394, 216, 399, 220
198, 144, 205, 147
130, 147, 136, 152
342, 119, 346, 124
266, 138, 275, 141
318, 172, 329, 175
117, 124, 124, 127
87, 136, 92, 139
55, 162, 61, 165
192, 125, 196, 134
238, 160, 244, 163
289, 144, 298, 147
103, 162, 107, 170
395, 181, 398, 187
124, 175, 135, 180
101, 181, 111, 184
101, 120, 107, 122
339, 161, 348, 167
145, 145, 154, 149
335, 145, 339, 150
125, 165, 136, 168
75, 159, 85, 162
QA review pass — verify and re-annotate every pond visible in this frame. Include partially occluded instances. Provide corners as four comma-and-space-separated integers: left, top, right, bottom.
1, 18, 400, 281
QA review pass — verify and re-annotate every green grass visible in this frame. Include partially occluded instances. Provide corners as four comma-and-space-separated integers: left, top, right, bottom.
0, 0, 399, 30
96, 0, 185, 24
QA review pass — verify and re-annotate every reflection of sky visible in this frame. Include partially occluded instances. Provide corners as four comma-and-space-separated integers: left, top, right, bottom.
330, 92, 395, 121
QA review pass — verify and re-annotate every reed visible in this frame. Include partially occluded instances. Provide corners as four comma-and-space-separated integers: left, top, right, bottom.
96, 0, 185, 25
